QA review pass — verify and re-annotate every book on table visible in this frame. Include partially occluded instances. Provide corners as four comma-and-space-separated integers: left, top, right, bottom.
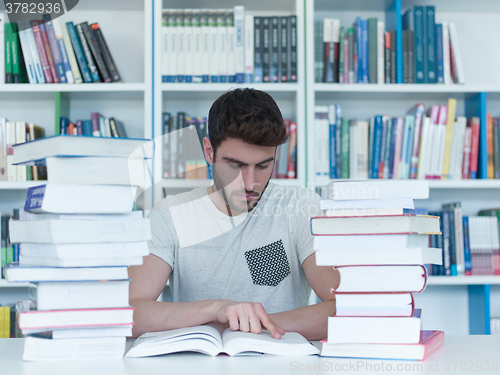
335, 293, 415, 317
313, 233, 430, 250
320, 198, 415, 210
318, 180, 429, 200
125, 325, 320, 358
18, 255, 144, 268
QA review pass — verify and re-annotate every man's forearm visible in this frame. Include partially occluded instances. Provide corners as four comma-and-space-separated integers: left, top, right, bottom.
269, 300, 335, 341
130, 299, 218, 338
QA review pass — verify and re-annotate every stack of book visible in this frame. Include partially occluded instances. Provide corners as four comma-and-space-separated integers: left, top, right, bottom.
4, 135, 153, 361
3, 14, 120, 84
313, 180, 444, 360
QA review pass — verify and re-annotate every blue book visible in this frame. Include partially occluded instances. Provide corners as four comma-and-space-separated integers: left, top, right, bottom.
82, 120, 93, 136
403, 6, 425, 83
60, 117, 68, 135
425, 6, 436, 83
76, 120, 83, 135
371, 116, 383, 179
43, 15, 67, 83
462, 216, 472, 275
328, 106, 336, 179
362, 19, 369, 83
403, 116, 415, 179
368, 117, 375, 178
253, 17, 263, 83
356, 17, 363, 83
66, 22, 92, 83
388, 118, 398, 179
335, 105, 342, 178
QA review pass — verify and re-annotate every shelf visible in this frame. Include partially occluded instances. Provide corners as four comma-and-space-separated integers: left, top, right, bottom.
163, 178, 302, 189
313, 178, 500, 189
314, 83, 500, 94
428, 276, 500, 285
0, 83, 146, 93
162, 83, 299, 93
0, 280, 29, 288
0, 181, 45, 190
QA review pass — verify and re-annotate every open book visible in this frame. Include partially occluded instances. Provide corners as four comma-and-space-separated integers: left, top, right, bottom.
125, 325, 320, 357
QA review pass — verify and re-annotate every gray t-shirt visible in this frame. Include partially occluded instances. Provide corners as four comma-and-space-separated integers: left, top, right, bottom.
148, 182, 321, 314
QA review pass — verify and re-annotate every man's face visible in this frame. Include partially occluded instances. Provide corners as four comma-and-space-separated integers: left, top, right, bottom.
210, 138, 275, 214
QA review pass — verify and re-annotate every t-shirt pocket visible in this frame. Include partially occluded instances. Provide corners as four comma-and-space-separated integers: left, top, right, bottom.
244, 239, 291, 287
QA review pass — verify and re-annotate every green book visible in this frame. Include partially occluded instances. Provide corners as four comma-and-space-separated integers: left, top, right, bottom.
368, 18, 378, 84
341, 117, 350, 179
4, 23, 13, 83
54, 92, 70, 135
10, 23, 21, 83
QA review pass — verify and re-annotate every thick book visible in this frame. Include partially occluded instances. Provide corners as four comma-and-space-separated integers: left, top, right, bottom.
50, 325, 133, 339
19, 255, 143, 268
91, 23, 120, 81
66, 21, 92, 83
318, 180, 429, 201
17, 21, 37, 83
322, 207, 403, 217
403, 6, 425, 83
38, 21, 59, 83
125, 325, 320, 358
279, 16, 288, 82
320, 198, 414, 210
327, 312, 422, 344
42, 14, 67, 83
315, 247, 443, 266
4, 263, 130, 282
332, 265, 427, 293
75, 23, 100, 82
262, 17, 270, 82
53, 19, 77, 83
23, 336, 126, 361
335, 293, 414, 317
13, 135, 153, 164
81, 21, 111, 82
23, 184, 136, 214
9, 217, 151, 244
321, 330, 444, 360
16, 300, 134, 330
425, 6, 436, 83
270, 16, 279, 82
30, 20, 53, 83
288, 15, 297, 82
31, 280, 130, 310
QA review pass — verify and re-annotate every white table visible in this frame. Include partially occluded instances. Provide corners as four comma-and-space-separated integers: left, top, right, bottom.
1, 336, 499, 375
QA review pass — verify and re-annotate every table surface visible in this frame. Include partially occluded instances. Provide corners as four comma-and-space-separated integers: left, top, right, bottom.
1, 336, 499, 375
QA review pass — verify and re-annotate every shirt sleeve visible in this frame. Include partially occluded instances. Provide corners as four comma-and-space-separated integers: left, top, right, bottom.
292, 188, 322, 264
147, 199, 178, 269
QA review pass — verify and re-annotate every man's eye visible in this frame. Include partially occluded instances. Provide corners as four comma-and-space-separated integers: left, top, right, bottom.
258, 164, 270, 169
229, 163, 240, 169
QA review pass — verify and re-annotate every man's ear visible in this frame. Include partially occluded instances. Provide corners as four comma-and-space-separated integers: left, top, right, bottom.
203, 137, 214, 165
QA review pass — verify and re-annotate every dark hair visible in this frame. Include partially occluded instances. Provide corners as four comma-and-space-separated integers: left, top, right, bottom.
208, 88, 288, 154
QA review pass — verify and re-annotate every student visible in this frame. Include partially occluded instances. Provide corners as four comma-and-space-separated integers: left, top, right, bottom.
129, 88, 338, 340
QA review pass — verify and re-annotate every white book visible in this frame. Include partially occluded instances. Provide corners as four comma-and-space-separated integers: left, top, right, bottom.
192, 10, 203, 83
377, 21, 385, 84
209, 10, 219, 82
13, 135, 153, 164
234, 6, 245, 83
442, 22, 452, 85
23, 336, 126, 361
0, 117, 6, 181
126, 325, 319, 358
15, 121, 27, 181
315, 106, 329, 176
17, 23, 38, 83
176, 10, 185, 81
168, 10, 177, 82
244, 14, 254, 83
0, 14, 4, 83
314, 233, 430, 250
28, 211, 143, 221
323, 207, 404, 217
32, 280, 130, 310
16, 300, 134, 330
315, 247, 443, 266
6, 121, 17, 181
161, 11, 170, 82
218, 10, 228, 82
52, 325, 133, 339
45, 156, 147, 186
327, 315, 421, 344
320, 198, 415, 210
5, 263, 130, 282
200, 10, 210, 82
104, 117, 112, 137
9, 217, 151, 244
448, 22, 465, 84
417, 116, 431, 179
335, 293, 414, 317
349, 120, 358, 179
20, 255, 144, 268
227, 10, 236, 83
184, 9, 193, 82
52, 18, 74, 83
60, 22, 82, 83
24, 184, 137, 214
357, 120, 369, 179
462, 125, 472, 179
454, 116, 467, 180
21, 241, 148, 259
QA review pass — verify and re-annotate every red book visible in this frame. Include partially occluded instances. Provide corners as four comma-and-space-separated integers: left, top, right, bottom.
91, 112, 103, 137
39, 20, 59, 83
487, 114, 494, 179
286, 121, 297, 179
469, 117, 480, 179
462, 120, 473, 179
30, 20, 53, 83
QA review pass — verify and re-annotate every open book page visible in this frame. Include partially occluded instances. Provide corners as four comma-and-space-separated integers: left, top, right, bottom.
221, 329, 320, 356
125, 325, 223, 358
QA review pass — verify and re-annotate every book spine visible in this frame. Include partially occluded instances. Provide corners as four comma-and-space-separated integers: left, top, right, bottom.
368, 117, 374, 178
436, 24, 444, 84
81, 22, 111, 83
349, 120, 358, 179
447, 208, 457, 276
177, 112, 186, 178
343, 28, 349, 83
56, 20, 79, 84
408, 30, 415, 83
66, 22, 92, 83
371, 115, 383, 179
184, 11, 193, 83
383, 118, 393, 179
288, 15, 297, 82
191, 10, 202, 83
393, 118, 404, 179
30, 21, 53, 83
24, 22, 44, 84
270, 17, 279, 82
403, 29, 409, 83
287, 122, 297, 178
410, 104, 425, 179
356, 17, 363, 83
161, 11, 169, 83
384, 31, 391, 84
277, 120, 290, 178
234, 6, 244, 83
469, 117, 480, 179
43, 15, 68, 83
425, 6, 436, 83
253, 17, 262, 83
90, 113, 102, 137
442, 210, 451, 275
4, 23, 13, 83
10, 23, 21, 83
91, 23, 121, 82
75, 23, 99, 82
487, 114, 495, 179
362, 19, 368, 83
280, 16, 288, 82
413, 6, 425, 83
463, 216, 472, 276
494, 118, 499, 179
168, 11, 178, 83
17, 24, 37, 83
176, 11, 185, 83
262, 17, 270, 83
368, 18, 377, 84
448, 22, 465, 84
377, 118, 387, 179
348, 27, 355, 84
244, 15, 254, 83
335, 105, 342, 178
338, 27, 344, 83
462, 122, 473, 179
0, 119, 6, 181
328, 105, 336, 179
227, 11, 235, 83
442, 98, 457, 179
217, 10, 227, 83
39, 21, 60, 83
442, 22, 452, 84
341, 117, 350, 179
390, 30, 396, 83
377, 21, 384, 84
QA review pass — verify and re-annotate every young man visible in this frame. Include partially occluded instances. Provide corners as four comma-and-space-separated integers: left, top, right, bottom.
129, 88, 338, 340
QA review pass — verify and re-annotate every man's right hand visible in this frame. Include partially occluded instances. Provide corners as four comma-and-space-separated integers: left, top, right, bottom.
212, 300, 286, 339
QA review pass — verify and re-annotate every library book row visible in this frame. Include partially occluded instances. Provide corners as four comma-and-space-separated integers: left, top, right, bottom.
161, 112, 298, 180
1, 14, 120, 84
315, 6, 463, 85
315, 100, 500, 181
161, 7, 298, 84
